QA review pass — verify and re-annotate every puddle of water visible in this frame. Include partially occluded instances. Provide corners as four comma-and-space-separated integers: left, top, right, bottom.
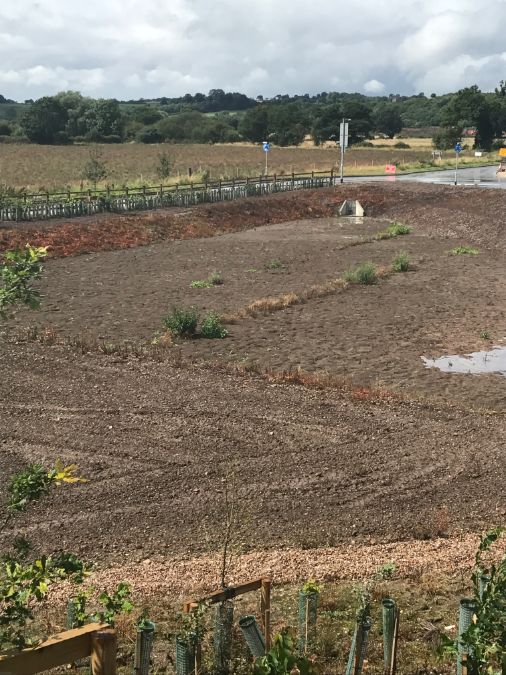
422, 347, 506, 377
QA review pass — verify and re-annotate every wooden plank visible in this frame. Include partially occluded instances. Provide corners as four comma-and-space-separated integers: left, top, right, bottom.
183, 578, 264, 612
0, 623, 109, 675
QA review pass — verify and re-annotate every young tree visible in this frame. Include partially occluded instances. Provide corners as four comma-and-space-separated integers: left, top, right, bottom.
1, 462, 87, 649
82, 148, 108, 187
0, 245, 47, 319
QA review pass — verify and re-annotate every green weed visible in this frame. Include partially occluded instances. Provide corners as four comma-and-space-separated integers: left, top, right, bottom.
344, 262, 378, 285
386, 222, 412, 236
480, 330, 491, 340
200, 311, 228, 339
265, 259, 282, 270
392, 250, 411, 272
448, 246, 479, 256
163, 306, 199, 338
190, 272, 223, 288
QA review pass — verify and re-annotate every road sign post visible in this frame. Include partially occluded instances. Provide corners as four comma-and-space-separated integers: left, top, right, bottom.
262, 141, 270, 176
339, 119, 349, 184
454, 142, 462, 185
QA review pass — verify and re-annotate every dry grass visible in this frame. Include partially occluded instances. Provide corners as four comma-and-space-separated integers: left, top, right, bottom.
0, 141, 492, 190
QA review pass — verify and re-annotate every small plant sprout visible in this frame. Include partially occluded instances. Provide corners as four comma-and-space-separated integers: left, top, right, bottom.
480, 330, 491, 340
301, 580, 322, 594
392, 250, 411, 272
265, 259, 282, 270
449, 246, 479, 255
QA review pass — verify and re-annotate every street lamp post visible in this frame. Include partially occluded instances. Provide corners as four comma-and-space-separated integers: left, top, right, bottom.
339, 118, 351, 184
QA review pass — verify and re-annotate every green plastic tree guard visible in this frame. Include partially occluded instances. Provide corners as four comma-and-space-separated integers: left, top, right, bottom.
134, 620, 156, 675
457, 598, 476, 675
214, 601, 234, 674
176, 635, 195, 675
298, 590, 319, 652
346, 617, 372, 675
382, 598, 396, 673
239, 615, 266, 657
479, 574, 491, 599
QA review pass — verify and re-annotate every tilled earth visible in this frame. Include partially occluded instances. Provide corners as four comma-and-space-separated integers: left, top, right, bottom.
0, 342, 505, 564
1, 182, 506, 570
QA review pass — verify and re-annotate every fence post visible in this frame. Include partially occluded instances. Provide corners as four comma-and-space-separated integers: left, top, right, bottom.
261, 579, 271, 651
330, 167, 334, 185
291, 171, 295, 188
90, 627, 117, 675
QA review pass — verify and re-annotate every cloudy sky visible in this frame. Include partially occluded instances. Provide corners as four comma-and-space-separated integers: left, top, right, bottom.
2, 0, 506, 101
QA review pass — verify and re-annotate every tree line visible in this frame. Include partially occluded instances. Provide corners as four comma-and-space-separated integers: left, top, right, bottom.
1, 84, 506, 149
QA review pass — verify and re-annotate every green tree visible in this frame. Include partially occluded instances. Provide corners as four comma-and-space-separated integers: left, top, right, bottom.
84, 99, 124, 141
238, 106, 269, 143
442, 86, 494, 150
342, 100, 374, 144
310, 103, 342, 145
267, 103, 308, 146
21, 97, 68, 144
432, 126, 462, 150
373, 103, 403, 138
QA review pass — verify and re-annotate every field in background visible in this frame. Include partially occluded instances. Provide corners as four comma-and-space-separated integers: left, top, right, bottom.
0, 141, 497, 190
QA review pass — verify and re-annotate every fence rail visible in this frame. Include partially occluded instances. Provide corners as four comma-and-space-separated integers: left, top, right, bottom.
0, 622, 115, 675
0, 170, 338, 222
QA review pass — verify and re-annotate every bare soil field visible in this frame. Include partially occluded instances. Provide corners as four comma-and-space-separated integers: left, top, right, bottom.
1, 182, 505, 574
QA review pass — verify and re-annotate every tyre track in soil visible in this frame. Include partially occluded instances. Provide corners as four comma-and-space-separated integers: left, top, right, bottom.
1, 341, 505, 565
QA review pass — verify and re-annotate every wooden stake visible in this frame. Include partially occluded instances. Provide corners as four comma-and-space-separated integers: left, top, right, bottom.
390, 608, 400, 675
90, 628, 117, 675
261, 578, 271, 651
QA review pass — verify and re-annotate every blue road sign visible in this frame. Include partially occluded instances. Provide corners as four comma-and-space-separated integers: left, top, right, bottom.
262, 141, 270, 152
455, 143, 462, 153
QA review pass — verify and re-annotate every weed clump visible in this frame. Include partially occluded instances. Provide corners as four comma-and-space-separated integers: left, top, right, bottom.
265, 259, 282, 270
392, 250, 411, 272
163, 306, 226, 339
387, 222, 412, 236
448, 246, 479, 256
200, 311, 228, 338
190, 272, 223, 288
344, 262, 378, 285
163, 306, 199, 338
374, 222, 412, 241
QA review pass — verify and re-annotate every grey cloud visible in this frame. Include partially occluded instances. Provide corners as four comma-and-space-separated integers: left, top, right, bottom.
1, 0, 505, 100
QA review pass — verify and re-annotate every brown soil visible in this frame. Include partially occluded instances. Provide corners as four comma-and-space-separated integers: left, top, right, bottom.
1, 181, 505, 574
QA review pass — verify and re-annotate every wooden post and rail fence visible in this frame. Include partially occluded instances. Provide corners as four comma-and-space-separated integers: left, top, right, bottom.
184, 576, 271, 651
0, 578, 270, 674
0, 623, 116, 675
0, 169, 337, 223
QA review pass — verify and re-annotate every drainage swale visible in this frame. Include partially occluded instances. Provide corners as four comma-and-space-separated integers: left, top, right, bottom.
421, 347, 506, 377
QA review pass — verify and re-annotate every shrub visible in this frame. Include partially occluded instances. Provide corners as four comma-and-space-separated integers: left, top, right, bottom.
163, 306, 199, 338
394, 141, 410, 148
392, 250, 411, 272
449, 246, 479, 255
344, 262, 378, 285
200, 311, 228, 339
